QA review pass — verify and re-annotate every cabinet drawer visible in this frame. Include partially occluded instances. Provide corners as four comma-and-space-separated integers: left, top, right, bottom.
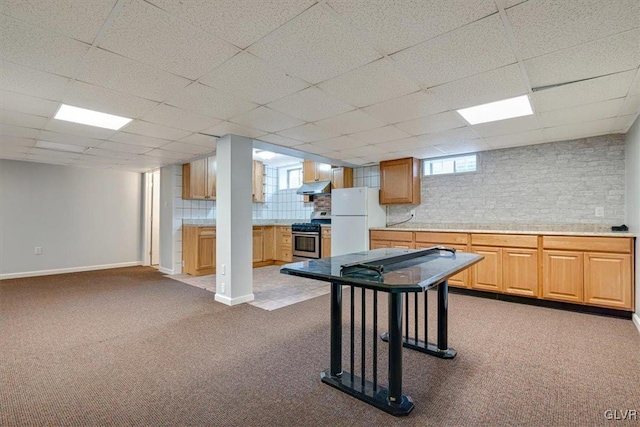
322, 227, 331, 236
543, 236, 631, 253
415, 232, 467, 245
281, 236, 292, 245
471, 233, 537, 248
370, 230, 413, 242
198, 228, 216, 236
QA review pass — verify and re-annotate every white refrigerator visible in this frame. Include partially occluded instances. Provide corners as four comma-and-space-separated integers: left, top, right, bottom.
331, 187, 386, 256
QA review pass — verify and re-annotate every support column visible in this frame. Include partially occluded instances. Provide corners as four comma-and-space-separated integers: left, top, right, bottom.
215, 134, 254, 306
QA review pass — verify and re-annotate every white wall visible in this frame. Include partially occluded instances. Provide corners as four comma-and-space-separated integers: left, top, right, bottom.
0, 160, 142, 278
624, 117, 640, 327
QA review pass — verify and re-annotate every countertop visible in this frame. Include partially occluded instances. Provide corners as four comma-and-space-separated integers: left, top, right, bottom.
183, 219, 310, 227
371, 223, 635, 238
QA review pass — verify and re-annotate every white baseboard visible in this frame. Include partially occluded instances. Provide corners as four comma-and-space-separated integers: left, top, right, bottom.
0, 261, 142, 280
214, 293, 255, 306
633, 313, 640, 336
158, 266, 174, 275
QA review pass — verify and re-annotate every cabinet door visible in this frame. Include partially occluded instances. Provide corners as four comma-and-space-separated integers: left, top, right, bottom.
416, 243, 468, 288
370, 240, 391, 250
316, 162, 332, 182
253, 228, 264, 262
252, 160, 265, 203
331, 167, 353, 189
503, 248, 539, 297
303, 160, 317, 182
542, 250, 583, 303
379, 157, 420, 204
197, 233, 216, 271
207, 157, 216, 199
584, 252, 631, 309
189, 158, 208, 199
322, 236, 331, 258
471, 246, 502, 292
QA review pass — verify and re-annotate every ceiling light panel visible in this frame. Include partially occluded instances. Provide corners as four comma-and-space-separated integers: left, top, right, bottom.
54, 104, 132, 130
457, 95, 534, 125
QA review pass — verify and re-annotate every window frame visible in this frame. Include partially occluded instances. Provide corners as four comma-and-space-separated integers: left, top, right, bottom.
423, 154, 478, 177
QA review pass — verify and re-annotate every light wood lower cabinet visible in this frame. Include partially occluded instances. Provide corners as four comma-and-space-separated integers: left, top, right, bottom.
183, 226, 216, 276
584, 252, 631, 309
542, 250, 583, 303
321, 227, 331, 258
370, 230, 414, 249
502, 248, 539, 297
275, 226, 292, 263
253, 227, 264, 263
471, 246, 503, 292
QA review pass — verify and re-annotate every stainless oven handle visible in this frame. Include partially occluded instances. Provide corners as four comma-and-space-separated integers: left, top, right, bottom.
292, 231, 320, 235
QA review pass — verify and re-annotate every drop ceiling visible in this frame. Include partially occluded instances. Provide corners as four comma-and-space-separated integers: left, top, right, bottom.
1, 0, 638, 173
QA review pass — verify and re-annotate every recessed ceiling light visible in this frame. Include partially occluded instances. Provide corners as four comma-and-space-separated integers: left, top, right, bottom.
54, 104, 132, 130
456, 95, 533, 125
256, 150, 275, 160
35, 140, 88, 153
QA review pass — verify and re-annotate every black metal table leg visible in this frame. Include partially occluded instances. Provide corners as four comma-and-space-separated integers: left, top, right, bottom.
330, 282, 342, 378
387, 293, 414, 413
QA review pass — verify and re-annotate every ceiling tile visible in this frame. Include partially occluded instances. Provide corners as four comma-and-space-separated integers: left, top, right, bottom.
29, 147, 82, 160
247, 4, 382, 84
374, 137, 428, 153
167, 83, 258, 120
1, 15, 90, 77
24, 154, 75, 165
359, 152, 421, 164
0, 109, 48, 129
416, 127, 479, 146
45, 119, 117, 139
318, 59, 420, 107
342, 157, 369, 166
38, 130, 104, 148
0, 124, 41, 139
84, 147, 138, 160
121, 120, 191, 140
327, 0, 496, 55
0, 62, 70, 100
158, 141, 213, 155
64, 81, 158, 118
395, 111, 467, 136
257, 133, 302, 147
495, 0, 527, 8
315, 110, 387, 135
278, 123, 340, 143
267, 87, 354, 122
525, 29, 640, 88
395, 146, 448, 159
229, 107, 304, 133
144, 148, 191, 160
311, 136, 368, 151
429, 64, 528, 110
2, 0, 117, 44
141, 105, 221, 133
532, 70, 636, 112
337, 144, 385, 158
77, 48, 191, 103
291, 143, 333, 155
621, 95, 640, 116
0, 90, 59, 117
363, 91, 449, 124
391, 14, 516, 88
483, 129, 546, 149
506, 0, 640, 59
179, 133, 218, 148
539, 98, 625, 128
199, 52, 310, 105
97, 140, 153, 154
613, 114, 639, 132
472, 115, 541, 138
432, 139, 490, 155
147, 0, 315, 49
543, 118, 616, 142
0, 143, 32, 154
72, 155, 124, 167
98, 0, 239, 79
348, 126, 411, 144
109, 132, 170, 148
201, 121, 266, 139
0, 135, 36, 148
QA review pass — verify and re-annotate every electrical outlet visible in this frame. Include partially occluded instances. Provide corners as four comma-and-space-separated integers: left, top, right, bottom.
222, 264, 226, 275
181, 260, 185, 267
595, 207, 604, 217
410, 209, 416, 217
221, 283, 226, 293
34, 247, 42, 255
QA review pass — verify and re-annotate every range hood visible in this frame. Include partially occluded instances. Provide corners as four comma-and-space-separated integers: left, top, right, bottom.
296, 181, 331, 196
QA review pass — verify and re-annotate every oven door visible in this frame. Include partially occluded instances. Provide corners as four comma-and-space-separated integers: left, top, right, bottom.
292, 231, 320, 259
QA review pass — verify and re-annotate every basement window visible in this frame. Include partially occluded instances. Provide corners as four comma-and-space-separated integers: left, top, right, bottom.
423, 154, 477, 176
279, 165, 303, 190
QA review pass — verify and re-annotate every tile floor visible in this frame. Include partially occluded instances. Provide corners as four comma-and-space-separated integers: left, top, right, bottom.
167, 265, 330, 311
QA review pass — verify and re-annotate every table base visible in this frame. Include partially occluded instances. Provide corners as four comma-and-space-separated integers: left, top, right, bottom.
379, 333, 457, 359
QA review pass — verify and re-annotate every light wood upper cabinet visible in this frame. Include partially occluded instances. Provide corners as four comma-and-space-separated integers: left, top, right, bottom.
303, 160, 332, 182
542, 250, 584, 303
471, 246, 502, 292
331, 167, 353, 189
379, 157, 421, 205
502, 248, 539, 297
584, 252, 631, 309
252, 160, 265, 203
183, 156, 216, 200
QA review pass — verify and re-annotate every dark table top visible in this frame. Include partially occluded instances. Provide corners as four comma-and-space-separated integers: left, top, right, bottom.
280, 248, 483, 293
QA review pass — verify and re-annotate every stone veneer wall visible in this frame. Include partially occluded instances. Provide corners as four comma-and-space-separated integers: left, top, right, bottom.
357, 135, 626, 226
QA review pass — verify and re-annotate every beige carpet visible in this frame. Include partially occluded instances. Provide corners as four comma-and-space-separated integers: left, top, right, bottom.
168, 265, 330, 310
1, 266, 639, 426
